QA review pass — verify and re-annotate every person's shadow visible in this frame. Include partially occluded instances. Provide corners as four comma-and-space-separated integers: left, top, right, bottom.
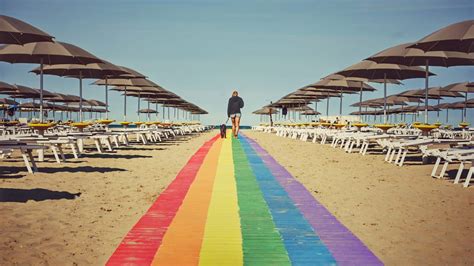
0, 188, 81, 203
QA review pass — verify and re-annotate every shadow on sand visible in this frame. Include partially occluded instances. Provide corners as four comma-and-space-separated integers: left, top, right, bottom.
0, 188, 81, 203
1, 166, 127, 175
84, 154, 153, 159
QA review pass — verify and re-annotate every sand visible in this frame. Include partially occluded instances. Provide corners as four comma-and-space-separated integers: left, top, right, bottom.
244, 130, 473, 265
0, 131, 215, 265
1, 129, 473, 265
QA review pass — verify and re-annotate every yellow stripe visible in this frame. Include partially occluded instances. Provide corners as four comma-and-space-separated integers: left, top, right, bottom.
199, 135, 243, 265
151, 139, 223, 266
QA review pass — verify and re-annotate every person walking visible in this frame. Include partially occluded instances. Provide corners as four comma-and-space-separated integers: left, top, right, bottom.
227, 90, 244, 138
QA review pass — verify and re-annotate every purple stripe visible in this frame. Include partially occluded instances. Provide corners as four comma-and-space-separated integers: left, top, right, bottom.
242, 134, 383, 266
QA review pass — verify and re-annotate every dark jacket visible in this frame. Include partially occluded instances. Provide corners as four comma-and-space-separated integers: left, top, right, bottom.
227, 96, 244, 117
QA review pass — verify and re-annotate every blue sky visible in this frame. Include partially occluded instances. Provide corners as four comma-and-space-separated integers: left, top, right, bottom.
1, 0, 473, 125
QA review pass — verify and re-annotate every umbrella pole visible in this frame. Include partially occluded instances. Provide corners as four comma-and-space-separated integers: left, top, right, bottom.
437, 98, 440, 121
137, 93, 141, 122
464, 92, 468, 122
167, 107, 170, 120
155, 102, 158, 120
147, 101, 150, 121
326, 96, 329, 120
105, 77, 109, 120
162, 105, 165, 120
124, 86, 127, 121
446, 109, 449, 124
359, 82, 363, 122
79, 71, 83, 122
339, 87, 343, 116
383, 73, 387, 124
424, 61, 430, 124
39, 58, 44, 123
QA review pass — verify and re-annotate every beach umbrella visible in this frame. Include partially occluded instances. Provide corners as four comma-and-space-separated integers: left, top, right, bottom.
0, 98, 18, 105
408, 20, 474, 53
45, 93, 82, 121
252, 107, 279, 115
336, 60, 433, 123
0, 41, 103, 122
443, 82, 474, 122
397, 86, 464, 120
139, 108, 158, 113
31, 61, 130, 121
444, 101, 474, 123
93, 78, 162, 121
113, 86, 170, 121
253, 106, 278, 124
0, 15, 54, 44
285, 89, 340, 118
47, 93, 82, 103
138, 108, 158, 121
0, 81, 16, 94
301, 109, 320, 116
303, 78, 375, 119
322, 73, 402, 121
366, 42, 474, 123
141, 94, 182, 120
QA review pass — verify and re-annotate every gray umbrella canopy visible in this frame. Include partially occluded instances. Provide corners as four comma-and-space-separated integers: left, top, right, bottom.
30, 61, 129, 78
337, 60, 434, 123
0, 41, 103, 122
93, 77, 157, 87
138, 108, 158, 114
85, 99, 107, 107
93, 77, 162, 121
0, 41, 103, 64
443, 82, 474, 121
367, 42, 474, 67
30, 61, 129, 121
408, 20, 474, 53
352, 96, 409, 107
337, 60, 434, 80
0, 80, 16, 93
366, 42, 474, 123
253, 107, 279, 115
303, 78, 376, 118
0, 15, 54, 44
323, 73, 402, 85
47, 93, 82, 103
6, 84, 56, 99
0, 98, 18, 105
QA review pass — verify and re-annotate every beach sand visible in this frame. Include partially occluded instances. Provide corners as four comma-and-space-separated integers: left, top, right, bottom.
244, 130, 473, 265
1, 129, 473, 265
0, 131, 215, 265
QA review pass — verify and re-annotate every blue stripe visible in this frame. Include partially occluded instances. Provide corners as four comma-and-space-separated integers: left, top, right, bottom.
238, 137, 337, 265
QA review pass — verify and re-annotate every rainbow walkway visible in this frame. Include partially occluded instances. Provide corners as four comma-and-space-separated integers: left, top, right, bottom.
107, 133, 382, 265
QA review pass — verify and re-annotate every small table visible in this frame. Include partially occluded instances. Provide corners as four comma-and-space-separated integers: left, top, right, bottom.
120, 121, 131, 128
28, 123, 54, 136
353, 123, 368, 131
374, 124, 395, 133
459, 122, 470, 129
71, 122, 90, 132
333, 123, 346, 130
96, 119, 115, 126
413, 124, 438, 136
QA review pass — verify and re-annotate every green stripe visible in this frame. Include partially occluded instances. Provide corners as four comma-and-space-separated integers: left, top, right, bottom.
232, 138, 291, 265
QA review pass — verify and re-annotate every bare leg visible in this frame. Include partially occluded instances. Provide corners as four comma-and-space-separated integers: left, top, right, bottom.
231, 117, 236, 137
234, 116, 241, 138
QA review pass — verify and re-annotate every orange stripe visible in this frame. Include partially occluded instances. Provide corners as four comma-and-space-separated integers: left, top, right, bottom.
151, 138, 223, 265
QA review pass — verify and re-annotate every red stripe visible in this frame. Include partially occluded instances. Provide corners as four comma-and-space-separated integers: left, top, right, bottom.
107, 135, 219, 265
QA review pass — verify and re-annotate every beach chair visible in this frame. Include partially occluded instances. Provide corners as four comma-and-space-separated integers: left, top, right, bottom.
0, 140, 47, 174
